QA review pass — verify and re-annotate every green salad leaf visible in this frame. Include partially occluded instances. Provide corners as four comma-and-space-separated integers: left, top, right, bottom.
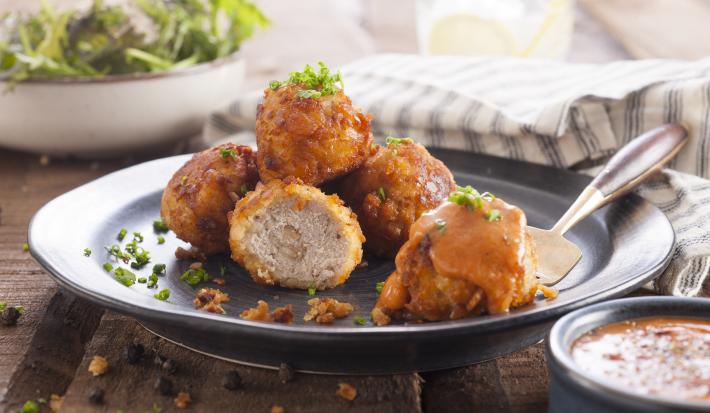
0, 0, 268, 86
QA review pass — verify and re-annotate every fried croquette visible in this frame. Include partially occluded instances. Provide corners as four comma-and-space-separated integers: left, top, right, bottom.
161, 144, 259, 255
339, 138, 456, 257
255, 63, 372, 186
371, 187, 540, 325
228, 178, 364, 290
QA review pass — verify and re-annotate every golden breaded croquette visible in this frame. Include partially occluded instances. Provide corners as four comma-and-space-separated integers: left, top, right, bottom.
372, 187, 540, 325
161, 144, 259, 255
255, 62, 372, 186
338, 138, 456, 257
228, 178, 364, 290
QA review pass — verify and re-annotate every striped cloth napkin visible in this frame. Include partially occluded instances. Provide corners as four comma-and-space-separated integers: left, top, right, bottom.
204, 53, 710, 297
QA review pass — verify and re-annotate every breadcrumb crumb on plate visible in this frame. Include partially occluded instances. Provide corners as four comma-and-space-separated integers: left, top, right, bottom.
304, 298, 353, 324
88, 355, 108, 376
336, 383, 357, 401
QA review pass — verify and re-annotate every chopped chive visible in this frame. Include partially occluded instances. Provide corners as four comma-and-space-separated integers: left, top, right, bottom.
485, 209, 501, 222
117, 228, 127, 241
269, 80, 283, 90
220, 263, 227, 277
219, 148, 238, 160
147, 273, 158, 288
353, 316, 367, 326
296, 89, 322, 99
180, 268, 210, 286
385, 136, 413, 145
114, 267, 136, 287
152, 263, 166, 275
22, 243, 29, 252
14, 305, 24, 314
307, 286, 316, 296
0, 302, 5, 311
21, 400, 39, 413
375, 281, 384, 294
137, 277, 147, 284
434, 219, 446, 233
102, 262, 113, 272
157, 235, 165, 244
153, 219, 169, 233
132, 232, 144, 242
240, 184, 249, 195
376, 187, 386, 202
154, 288, 170, 301
83, 247, 92, 257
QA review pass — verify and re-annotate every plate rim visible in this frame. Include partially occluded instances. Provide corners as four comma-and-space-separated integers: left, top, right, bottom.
28, 151, 675, 340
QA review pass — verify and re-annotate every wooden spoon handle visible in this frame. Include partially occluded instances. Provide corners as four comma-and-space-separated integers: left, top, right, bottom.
551, 124, 688, 235
590, 123, 688, 199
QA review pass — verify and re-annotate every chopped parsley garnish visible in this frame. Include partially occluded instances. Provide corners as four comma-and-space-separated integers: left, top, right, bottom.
375, 281, 384, 294
152, 264, 166, 275
132, 232, 144, 243
157, 235, 166, 244
114, 267, 137, 287
147, 273, 159, 288
376, 187, 386, 202
307, 286, 316, 296
385, 136, 414, 145
485, 209, 502, 222
137, 277, 147, 284
434, 219, 446, 233
180, 268, 210, 286
240, 184, 249, 195
102, 262, 113, 272
83, 248, 92, 257
219, 148, 238, 160
269, 61, 344, 99
153, 219, 169, 233
154, 288, 171, 301
22, 243, 29, 252
353, 316, 367, 326
117, 228, 127, 241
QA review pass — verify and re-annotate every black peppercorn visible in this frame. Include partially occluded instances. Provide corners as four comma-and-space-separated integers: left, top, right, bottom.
1, 307, 20, 326
88, 388, 105, 405
124, 343, 145, 364
154, 376, 174, 396
222, 370, 242, 390
153, 354, 166, 366
278, 363, 294, 384
161, 358, 177, 375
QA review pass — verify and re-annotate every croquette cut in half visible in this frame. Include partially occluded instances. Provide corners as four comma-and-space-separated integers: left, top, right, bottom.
228, 178, 365, 290
161, 144, 259, 255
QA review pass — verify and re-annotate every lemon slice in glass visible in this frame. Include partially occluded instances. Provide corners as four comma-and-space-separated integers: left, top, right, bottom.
427, 14, 519, 56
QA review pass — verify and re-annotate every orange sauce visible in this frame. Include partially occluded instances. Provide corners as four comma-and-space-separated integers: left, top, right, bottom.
406, 199, 528, 314
572, 317, 710, 402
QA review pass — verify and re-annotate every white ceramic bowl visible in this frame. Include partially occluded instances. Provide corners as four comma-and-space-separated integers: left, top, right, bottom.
0, 53, 245, 157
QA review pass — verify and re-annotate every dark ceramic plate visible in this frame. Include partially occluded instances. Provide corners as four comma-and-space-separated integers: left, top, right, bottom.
28, 149, 674, 374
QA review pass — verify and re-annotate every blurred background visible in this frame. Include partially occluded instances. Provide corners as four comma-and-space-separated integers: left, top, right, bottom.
1, 0, 708, 157
2, 0, 708, 91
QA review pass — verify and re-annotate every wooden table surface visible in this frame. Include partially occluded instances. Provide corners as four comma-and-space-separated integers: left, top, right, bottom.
1, 0, 706, 412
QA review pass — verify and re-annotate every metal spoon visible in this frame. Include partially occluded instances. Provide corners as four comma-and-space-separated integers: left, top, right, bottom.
530, 123, 688, 286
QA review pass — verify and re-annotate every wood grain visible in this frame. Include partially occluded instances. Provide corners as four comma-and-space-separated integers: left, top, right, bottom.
60, 313, 423, 413
580, 0, 710, 60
